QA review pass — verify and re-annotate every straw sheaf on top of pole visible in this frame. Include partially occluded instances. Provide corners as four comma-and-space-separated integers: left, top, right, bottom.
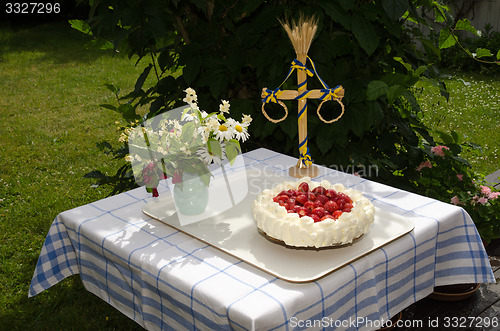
279, 15, 318, 56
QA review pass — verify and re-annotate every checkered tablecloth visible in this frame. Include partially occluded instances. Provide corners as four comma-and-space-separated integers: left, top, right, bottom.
29, 148, 495, 330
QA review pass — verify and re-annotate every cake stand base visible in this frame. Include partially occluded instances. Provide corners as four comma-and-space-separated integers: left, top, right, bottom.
288, 164, 319, 178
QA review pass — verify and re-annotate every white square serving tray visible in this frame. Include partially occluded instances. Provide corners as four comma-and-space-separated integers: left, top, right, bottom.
142, 170, 414, 282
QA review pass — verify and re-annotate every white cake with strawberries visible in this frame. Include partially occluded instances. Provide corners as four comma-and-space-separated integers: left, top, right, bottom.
252, 177, 375, 248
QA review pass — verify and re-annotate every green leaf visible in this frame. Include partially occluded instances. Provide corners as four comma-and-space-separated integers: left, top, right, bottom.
414, 65, 429, 77
69, 19, 92, 35
387, 85, 405, 104
451, 130, 461, 144
435, 130, 454, 145
497, 49, 500, 60
393, 56, 412, 72
419, 38, 441, 60
382, 0, 409, 20
225, 139, 241, 166
351, 14, 380, 56
455, 19, 479, 35
366, 80, 389, 100
117, 103, 138, 122
320, 2, 351, 29
475, 48, 493, 59
207, 138, 222, 158
438, 29, 456, 49
180, 122, 195, 144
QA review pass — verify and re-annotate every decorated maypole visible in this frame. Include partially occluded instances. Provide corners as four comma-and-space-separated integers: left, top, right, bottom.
261, 16, 346, 178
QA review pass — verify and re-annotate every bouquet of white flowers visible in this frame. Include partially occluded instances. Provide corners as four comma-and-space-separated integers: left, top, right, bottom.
126, 88, 252, 196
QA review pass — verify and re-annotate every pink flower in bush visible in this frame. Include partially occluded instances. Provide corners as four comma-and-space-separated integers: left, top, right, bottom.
430, 145, 450, 157
450, 196, 461, 205
488, 192, 500, 200
456, 174, 463, 181
480, 185, 492, 196
416, 161, 432, 171
478, 197, 488, 205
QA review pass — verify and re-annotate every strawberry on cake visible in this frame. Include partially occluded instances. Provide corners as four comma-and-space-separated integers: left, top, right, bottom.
252, 177, 375, 248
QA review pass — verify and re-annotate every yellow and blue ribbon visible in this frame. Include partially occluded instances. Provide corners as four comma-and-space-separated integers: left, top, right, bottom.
262, 56, 341, 167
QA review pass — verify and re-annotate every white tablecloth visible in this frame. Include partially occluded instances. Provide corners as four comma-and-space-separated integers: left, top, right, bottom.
29, 148, 495, 330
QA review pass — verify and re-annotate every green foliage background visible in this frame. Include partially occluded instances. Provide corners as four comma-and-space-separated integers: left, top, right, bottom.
77, 0, 458, 192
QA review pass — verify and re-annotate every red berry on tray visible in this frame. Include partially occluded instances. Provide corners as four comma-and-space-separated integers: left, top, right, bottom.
324, 200, 338, 213
332, 210, 343, 219
321, 214, 335, 221
312, 207, 326, 218
303, 201, 315, 211
276, 195, 289, 203
325, 189, 337, 199
313, 200, 323, 208
312, 186, 326, 195
338, 193, 352, 203
310, 214, 321, 222
316, 194, 329, 205
307, 192, 317, 201
297, 207, 309, 217
296, 194, 308, 205
298, 182, 309, 193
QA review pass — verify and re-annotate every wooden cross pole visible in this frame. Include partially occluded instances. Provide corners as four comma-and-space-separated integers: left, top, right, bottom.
261, 17, 345, 179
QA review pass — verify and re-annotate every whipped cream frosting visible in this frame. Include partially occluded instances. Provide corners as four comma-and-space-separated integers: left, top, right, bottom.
252, 177, 375, 248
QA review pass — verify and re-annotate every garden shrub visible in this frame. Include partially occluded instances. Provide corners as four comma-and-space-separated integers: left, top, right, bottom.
441, 24, 500, 74
74, 0, 500, 240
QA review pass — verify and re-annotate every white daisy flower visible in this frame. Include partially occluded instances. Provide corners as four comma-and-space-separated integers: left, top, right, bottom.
184, 87, 196, 96
182, 110, 197, 122
219, 100, 230, 113
241, 114, 252, 126
197, 146, 224, 165
215, 123, 234, 141
232, 121, 250, 142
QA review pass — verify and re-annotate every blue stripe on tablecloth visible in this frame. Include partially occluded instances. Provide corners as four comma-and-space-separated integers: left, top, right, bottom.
65, 216, 240, 324
409, 232, 418, 302
461, 208, 480, 284
313, 281, 325, 329
189, 261, 244, 328
349, 265, 359, 323
225, 278, 289, 331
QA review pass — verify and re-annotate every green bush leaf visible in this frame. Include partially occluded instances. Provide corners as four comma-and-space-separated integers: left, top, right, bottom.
351, 14, 380, 56
382, 0, 409, 20
475, 48, 493, 59
438, 29, 456, 49
393, 56, 412, 72
455, 19, 478, 35
366, 80, 389, 100
69, 19, 92, 35
387, 85, 405, 104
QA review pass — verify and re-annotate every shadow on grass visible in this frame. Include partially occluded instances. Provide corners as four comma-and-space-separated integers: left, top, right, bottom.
0, 276, 144, 330
0, 21, 121, 65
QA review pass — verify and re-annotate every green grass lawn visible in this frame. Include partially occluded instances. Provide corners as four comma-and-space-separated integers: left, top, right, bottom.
0, 22, 147, 330
415, 72, 500, 176
0, 21, 498, 330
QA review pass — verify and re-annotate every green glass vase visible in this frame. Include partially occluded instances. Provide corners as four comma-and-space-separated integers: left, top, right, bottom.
173, 172, 209, 216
